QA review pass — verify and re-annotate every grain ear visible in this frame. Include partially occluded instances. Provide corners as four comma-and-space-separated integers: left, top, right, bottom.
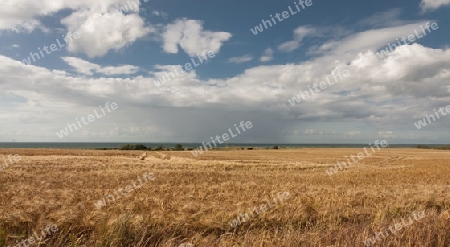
441, 210, 450, 220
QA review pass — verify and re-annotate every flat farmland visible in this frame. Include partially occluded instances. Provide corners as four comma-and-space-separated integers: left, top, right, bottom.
0, 148, 449, 246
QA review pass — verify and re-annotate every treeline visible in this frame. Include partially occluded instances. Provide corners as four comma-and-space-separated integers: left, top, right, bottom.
417, 145, 450, 150
118, 144, 189, 151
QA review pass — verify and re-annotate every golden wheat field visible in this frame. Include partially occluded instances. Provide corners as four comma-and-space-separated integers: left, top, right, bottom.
0, 148, 449, 247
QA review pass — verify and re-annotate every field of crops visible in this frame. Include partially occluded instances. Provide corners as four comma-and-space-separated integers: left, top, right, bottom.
0, 148, 449, 246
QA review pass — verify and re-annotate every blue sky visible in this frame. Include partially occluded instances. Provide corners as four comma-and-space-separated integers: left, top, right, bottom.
0, 0, 450, 143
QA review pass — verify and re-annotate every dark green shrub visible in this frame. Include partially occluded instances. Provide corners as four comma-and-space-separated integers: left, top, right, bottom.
417, 145, 431, 149
435, 145, 450, 150
118, 144, 148, 150
174, 144, 183, 151
154, 145, 165, 151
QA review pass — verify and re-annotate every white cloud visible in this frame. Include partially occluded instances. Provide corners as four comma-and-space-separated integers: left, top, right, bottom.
0, 1, 48, 31
162, 19, 232, 57
2, 20, 450, 141
4, 42, 450, 114
278, 41, 301, 53
9, 20, 44, 33
420, 0, 450, 11
61, 8, 152, 58
228, 55, 253, 64
315, 22, 432, 55
260, 48, 274, 62
97, 65, 139, 75
0, 0, 130, 32
152, 11, 168, 18
62, 57, 98, 75
278, 26, 317, 52
62, 57, 139, 75
0, 0, 152, 58
12, 44, 20, 48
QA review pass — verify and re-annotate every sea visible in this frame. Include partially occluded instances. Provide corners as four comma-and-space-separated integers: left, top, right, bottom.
0, 142, 437, 149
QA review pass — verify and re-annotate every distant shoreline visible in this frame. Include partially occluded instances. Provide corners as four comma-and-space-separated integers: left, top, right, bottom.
0, 142, 446, 150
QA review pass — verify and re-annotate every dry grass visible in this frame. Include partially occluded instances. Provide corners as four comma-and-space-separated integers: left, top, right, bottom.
0, 148, 449, 246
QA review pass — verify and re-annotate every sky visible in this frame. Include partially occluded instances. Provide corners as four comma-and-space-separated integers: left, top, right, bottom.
0, 0, 450, 144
